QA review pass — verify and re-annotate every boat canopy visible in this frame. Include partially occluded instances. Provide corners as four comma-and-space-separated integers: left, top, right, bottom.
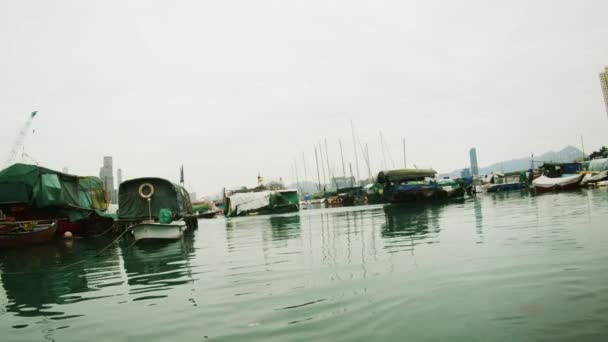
376, 169, 437, 184
333, 176, 356, 190
586, 158, 608, 172
0, 163, 107, 221
118, 178, 193, 220
225, 189, 299, 217
540, 162, 582, 177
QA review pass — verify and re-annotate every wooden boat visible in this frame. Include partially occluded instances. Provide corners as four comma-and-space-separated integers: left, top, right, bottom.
532, 174, 583, 191
0, 221, 57, 248
130, 221, 186, 241
196, 210, 218, 219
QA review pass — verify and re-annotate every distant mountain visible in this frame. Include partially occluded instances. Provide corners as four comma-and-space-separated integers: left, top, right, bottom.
286, 181, 322, 195
444, 146, 585, 177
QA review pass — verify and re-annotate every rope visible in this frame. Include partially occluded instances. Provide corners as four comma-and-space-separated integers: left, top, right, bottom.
98, 225, 133, 254
91, 222, 118, 238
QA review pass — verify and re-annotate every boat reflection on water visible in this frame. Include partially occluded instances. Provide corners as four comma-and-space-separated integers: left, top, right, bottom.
0, 239, 121, 320
120, 232, 196, 301
267, 214, 301, 242
381, 203, 445, 252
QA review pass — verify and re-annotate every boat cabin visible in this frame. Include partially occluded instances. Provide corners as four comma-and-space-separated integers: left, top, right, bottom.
540, 163, 582, 178
118, 177, 196, 227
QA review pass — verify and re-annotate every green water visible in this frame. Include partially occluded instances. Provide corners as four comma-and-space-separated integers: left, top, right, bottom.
2, 189, 608, 341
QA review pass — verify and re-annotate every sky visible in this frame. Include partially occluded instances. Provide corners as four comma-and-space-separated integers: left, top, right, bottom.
1, 0, 608, 198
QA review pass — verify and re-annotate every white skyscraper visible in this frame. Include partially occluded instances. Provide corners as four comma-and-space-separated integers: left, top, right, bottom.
600, 66, 608, 118
469, 148, 479, 176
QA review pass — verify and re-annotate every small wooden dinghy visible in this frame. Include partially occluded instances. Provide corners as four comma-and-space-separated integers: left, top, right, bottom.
130, 221, 186, 242
0, 221, 57, 249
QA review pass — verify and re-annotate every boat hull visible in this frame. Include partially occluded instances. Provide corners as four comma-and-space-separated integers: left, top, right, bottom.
486, 182, 524, 193
131, 223, 185, 241
197, 211, 218, 219
532, 174, 582, 192
0, 223, 57, 249
384, 184, 448, 203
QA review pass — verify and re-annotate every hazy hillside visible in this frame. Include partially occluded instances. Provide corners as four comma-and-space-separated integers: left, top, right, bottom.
446, 146, 585, 177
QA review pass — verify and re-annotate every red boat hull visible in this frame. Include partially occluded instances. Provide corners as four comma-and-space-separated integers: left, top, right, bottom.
0, 224, 57, 249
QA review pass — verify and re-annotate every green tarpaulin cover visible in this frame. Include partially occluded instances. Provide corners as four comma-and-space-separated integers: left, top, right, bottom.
0, 163, 106, 210
118, 178, 193, 220
0, 163, 108, 222
377, 169, 437, 184
587, 158, 608, 172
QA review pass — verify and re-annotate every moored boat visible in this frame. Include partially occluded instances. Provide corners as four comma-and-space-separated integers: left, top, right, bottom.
224, 189, 299, 217
0, 163, 113, 236
532, 174, 583, 191
0, 221, 57, 249
377, 169, 453, 203
532, 162, 583, 192
130, 221, 185, 241
118, 177, 198, 241
196, 210, 219, 219
329, 176, 367, 207
192, 200, 220, 218
482, 172, 529, 193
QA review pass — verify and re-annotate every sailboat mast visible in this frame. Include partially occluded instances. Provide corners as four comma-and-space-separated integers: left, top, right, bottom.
403, 138, 407, 168
314, 146, 322, 191
351, 121, 360, 184
339, 139, 346, 178
380, 132, 387, 170
365, 143, 372, 180
294, 158, 301, 194
302, 153, 309, 184
324, 138, 332, 182
318, 142, 327, 189
580, 135, 586, 161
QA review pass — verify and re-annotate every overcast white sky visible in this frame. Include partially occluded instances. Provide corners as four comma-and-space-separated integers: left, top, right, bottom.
1, 0, 607, 196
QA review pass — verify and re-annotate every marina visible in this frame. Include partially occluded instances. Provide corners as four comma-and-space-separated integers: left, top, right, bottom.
2, 190, 608, 341
2, 1, 608, 340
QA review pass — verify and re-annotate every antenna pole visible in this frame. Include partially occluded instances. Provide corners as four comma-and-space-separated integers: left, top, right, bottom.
148, 198, 152, 222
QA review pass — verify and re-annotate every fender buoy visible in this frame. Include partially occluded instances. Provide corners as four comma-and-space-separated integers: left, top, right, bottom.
138, 183, 155, 199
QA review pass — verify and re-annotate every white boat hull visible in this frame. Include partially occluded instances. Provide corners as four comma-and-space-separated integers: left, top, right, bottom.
532, 174, 582, 191
131, 222, 185, 241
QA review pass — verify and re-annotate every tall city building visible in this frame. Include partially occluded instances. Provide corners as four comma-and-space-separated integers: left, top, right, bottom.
600, 66, 608, 118
99, 156, 116, 204
469, 148, 479, 176
116, 168, 123, 198
117, 168, 123, 186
